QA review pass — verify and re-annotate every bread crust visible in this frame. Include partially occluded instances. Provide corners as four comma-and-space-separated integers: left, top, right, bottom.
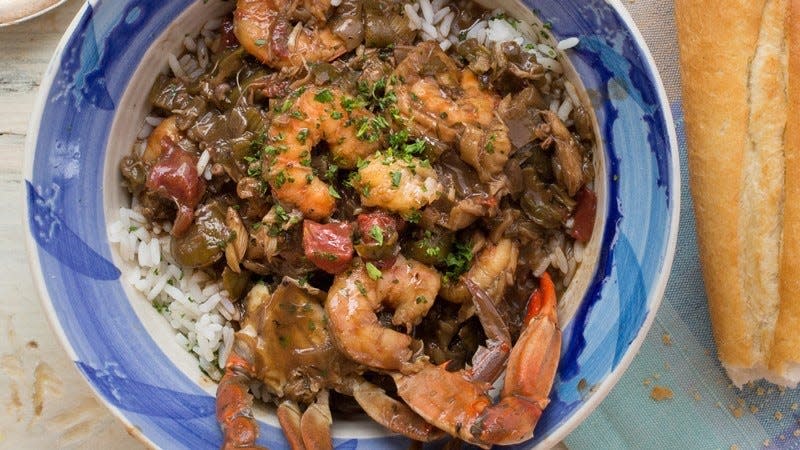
676, 0, 765, 372
770, 0, 800, 378
677, 0, 798, 386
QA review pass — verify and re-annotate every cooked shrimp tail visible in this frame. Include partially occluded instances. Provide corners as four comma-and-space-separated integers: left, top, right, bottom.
325, 256, 441, 372
263, 87, 381, 220
235, 0, 349, 69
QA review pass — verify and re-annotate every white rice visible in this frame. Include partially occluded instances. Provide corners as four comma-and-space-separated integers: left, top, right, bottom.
405, 2, 578, 77
196, 149, 211, 174
108, 207, 238, 380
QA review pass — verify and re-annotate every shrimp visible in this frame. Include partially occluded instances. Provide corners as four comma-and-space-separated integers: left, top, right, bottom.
393, 273, 562, 448
262, 87, 381, 220
234, 0, 349, 69
216, 279, 444, 450
325, 256, 441, 373
394, 42, 513, 182
440, 238, 519, 307
353, 153, 443, 217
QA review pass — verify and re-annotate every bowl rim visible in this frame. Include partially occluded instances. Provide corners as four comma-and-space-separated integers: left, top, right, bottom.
0, 0, 68, 28
536, 2, 681, 444
22, 0, 680, 448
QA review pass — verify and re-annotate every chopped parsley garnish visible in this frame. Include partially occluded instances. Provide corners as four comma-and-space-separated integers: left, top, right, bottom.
314, 89, 335, 103
328, 185, 342, 199
274, 171, 289, 188
486, 134, 497, 154
325, 164, 339, 181
275, 98, 294, 113
254, 39, 266, 47
405, 210, 422, 224
369, 225, 385, 246
331, 110, 343, 120
355, 280, 368, 295
366, 262, 383, 280
297, 128, 309, 144
415, 295, 428, 304
444, 241, 474, 282
390, 171, 402, 188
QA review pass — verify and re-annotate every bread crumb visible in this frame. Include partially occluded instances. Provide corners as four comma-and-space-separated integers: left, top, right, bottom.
643, 378, 652, 386
791, 402, 798, 411
662, 333, 672, 345
750, 405, 759, 414
730, 406, 743, 419
736, 398, 745, 407
757, 387, 766, 396
779, 434, 786, 441
778, 386, 786, 394
716, 401, 723, 409
653, 372, 661, 380
775, 411, 784, 421
650, 386, 673, 401
793, 429, 800, 437
693, 390, 702, 401
764, 439, 771, 447
577, 378, 588, 391
730, 445, 739, 450
664, 362, 671, 370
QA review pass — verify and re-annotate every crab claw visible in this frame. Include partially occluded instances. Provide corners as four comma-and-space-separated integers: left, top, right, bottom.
277, 392, 333, 450
216, 340, 268, 450
352, 380, 446, 442
393, 273, 561, 448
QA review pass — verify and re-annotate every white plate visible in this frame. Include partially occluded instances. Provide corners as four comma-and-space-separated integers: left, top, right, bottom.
0, 0, 67, 27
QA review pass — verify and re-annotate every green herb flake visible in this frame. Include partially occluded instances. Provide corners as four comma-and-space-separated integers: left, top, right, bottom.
328, 185, 342, 199
274, 171, 289, 188
128, 226, 139, 232
297, 128, 309, 144
366, 262, 383, 280
254, 39, 267, 47
485, 134, 497, 154
390, 171, 402, 188
415, 295, 428, 305
355, 280, 368, 296
325, 164, 339, 181
331, 110, 343, 120
426, 246, 440, 257
444, 241, 474, 282
314, 89, 335, 103
369, 225, 385, 246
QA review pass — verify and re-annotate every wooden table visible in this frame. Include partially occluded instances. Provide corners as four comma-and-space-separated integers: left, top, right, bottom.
0, 1, 667, 448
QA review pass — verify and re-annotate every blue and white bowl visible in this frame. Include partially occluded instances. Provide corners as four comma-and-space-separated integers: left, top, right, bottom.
24, 0, 679, 448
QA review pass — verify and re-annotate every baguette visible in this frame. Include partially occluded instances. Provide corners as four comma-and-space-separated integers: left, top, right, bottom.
676, 0, 800, 387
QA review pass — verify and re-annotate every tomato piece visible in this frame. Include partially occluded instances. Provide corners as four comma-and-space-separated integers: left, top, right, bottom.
357, 211, 403, 244
355, 211, 403, 264
569, 187, 597, 243
146, 137, 206, 237
303, 220, 354, 274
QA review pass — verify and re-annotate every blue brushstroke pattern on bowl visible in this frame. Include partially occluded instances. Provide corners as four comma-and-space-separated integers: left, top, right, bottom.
24, 0, 678, 448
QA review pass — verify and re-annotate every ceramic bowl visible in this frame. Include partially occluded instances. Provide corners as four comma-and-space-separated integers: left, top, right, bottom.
24, 0, 679, 448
